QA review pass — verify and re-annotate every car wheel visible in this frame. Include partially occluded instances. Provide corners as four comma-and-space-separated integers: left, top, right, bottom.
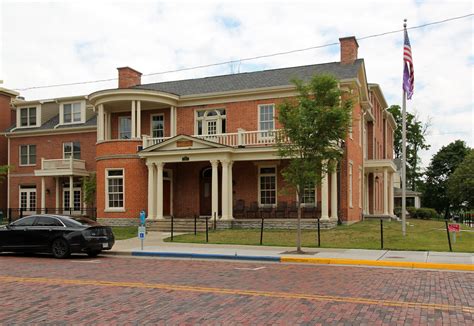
87, 250, 101, 258
51, 238, 70, 259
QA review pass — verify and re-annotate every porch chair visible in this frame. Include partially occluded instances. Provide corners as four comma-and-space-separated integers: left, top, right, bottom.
233, 199, 246, 218
246, 201, 259, 218
274, 201, 288, 218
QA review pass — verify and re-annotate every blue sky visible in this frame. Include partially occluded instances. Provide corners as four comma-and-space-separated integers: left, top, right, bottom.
0, 0, 472, 167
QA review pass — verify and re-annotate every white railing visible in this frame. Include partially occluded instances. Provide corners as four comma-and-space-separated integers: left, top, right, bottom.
193, 129, 287, 147
41, 157, 86, 171
142, 135, 172, 148
141, 130, 288, 149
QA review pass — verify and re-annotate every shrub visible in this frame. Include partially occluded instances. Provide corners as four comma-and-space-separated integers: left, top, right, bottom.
414, 207, 438, 220
407, 206, 417, 218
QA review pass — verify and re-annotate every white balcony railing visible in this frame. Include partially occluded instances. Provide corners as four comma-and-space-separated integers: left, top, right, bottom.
41, 157, 86, 171
142, 130, 287, 149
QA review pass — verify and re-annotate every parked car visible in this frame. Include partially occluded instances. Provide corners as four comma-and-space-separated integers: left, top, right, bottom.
0, 214, 114, 258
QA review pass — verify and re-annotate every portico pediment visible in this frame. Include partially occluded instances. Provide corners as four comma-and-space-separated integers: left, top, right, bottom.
140, 134, 229, 152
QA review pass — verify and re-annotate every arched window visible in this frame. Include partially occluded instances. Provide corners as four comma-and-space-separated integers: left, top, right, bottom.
195, 109, 226, 135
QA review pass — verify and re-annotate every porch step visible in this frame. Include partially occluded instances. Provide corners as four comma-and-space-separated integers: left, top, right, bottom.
146, 218, 212, 232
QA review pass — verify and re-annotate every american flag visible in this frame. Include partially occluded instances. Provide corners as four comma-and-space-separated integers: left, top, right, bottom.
403, 29, 414, 99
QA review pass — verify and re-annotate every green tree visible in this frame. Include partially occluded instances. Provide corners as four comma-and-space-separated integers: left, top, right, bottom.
423, 140, 470, 214
277, 74, 352, 252
0, 165, 11, 182
447, 149, 474, 208
387, 105, 430, 191
82, 173, 96, 207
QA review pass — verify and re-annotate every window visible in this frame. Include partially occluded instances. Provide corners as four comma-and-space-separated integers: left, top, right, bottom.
63, 142, 81, 159
259, 167, 276, 206
63, 102, 82, 124
119, 116, 132, 139
258, 104, 274, 132
106, 169, 124, 209
12, 216, 37, 227
35, 216, 64, 227
301, 181, 316, 206
19, 145, 36, 166
349, 162, 353, 208
151, 114, 165, 138
19, 185, 36, 212
19, 107, 37, 127
195, 109, 226, 135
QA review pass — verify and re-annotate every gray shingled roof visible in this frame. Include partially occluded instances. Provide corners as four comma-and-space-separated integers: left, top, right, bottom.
134, 59, 363, 96
5, 115, 97, 133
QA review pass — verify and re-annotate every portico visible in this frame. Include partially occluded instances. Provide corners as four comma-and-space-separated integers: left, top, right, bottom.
364, 159, 397, 217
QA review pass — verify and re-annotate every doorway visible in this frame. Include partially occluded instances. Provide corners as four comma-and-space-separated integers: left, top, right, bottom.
199, 167, 212, 216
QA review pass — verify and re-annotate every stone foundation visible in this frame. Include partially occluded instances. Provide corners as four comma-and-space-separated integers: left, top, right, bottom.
97, 218, 138, 227
217, 219, 337, 230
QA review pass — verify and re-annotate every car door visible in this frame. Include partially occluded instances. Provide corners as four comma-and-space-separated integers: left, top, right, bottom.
33, 216, 66, 251
2, 216, 38, 251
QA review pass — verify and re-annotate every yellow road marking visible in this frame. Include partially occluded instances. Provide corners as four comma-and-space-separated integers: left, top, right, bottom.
0, 275, 472, 314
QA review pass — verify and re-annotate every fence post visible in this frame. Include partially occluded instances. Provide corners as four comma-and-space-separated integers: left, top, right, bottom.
194, 214, 197, 235
317, 217, 321, 247
20, 208, 23, 219
205, 217, 209, 243
260, 216, 264, 245
214, 212, 217, 231
380, 219, 384, 249
8, 208, 12, 224
171, 215, 174, 242
445, 220, 452, 252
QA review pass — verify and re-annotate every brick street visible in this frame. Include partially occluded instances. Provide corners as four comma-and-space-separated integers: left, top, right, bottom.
0, 254, 472, 325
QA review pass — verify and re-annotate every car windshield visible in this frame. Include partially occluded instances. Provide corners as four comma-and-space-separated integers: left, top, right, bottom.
66, 217, 100, 227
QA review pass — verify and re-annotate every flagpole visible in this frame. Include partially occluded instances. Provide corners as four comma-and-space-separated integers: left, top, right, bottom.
401, 19, 407, 237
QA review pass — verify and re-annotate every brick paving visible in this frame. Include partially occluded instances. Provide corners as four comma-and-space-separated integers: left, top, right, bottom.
0, 254, 472, 324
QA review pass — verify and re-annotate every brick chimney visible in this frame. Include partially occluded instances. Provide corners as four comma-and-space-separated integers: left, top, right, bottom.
339, 36, 359, 65
117, 67, 142, 88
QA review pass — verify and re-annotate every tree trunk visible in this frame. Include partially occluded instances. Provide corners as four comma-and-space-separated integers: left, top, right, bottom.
296, 193, 303, 254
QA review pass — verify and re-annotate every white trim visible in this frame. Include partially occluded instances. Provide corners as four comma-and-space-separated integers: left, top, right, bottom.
194, 108, 226, 135
16, 105, 41, 128
150, 113, 165, 138
258, 165, 277, 207
62, 186, 82, 213
105, 168, 125, 210
299, 182, 318, 207
63, 141, 81, 159
257, 103, 275, 131
118, 116, 132, 139
59, 101, 86, 125
349, 161, 353, 208
19, 185, 37, 214
358, 166, 363, 209
19, 144, 36, 166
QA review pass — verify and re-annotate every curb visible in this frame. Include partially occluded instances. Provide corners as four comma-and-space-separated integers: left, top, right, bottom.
105, 251, 473, 272
280, 257, 474, 272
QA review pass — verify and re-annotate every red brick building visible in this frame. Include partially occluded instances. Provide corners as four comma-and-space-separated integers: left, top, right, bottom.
2, 36, 396, 227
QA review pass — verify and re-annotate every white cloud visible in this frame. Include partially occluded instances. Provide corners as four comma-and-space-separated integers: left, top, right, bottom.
1, 0, 472, 166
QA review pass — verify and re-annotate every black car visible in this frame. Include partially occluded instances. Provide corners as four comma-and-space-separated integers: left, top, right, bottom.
0, 214, 114, 258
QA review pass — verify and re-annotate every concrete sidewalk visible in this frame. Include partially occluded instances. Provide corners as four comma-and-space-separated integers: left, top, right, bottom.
107, 232, 474, 271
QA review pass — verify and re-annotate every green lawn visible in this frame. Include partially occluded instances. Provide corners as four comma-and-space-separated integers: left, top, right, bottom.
111, 226, 137, 240
164, 219, 474, 252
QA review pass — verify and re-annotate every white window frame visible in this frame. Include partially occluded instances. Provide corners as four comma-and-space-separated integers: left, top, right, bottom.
118, 116, 132, 139
17, 106, 40, 128
258, 104, 275, 133
300, 182, 317, 207
19, 185, 37, 213
59, 101, 85, 125
349, 161, 353, 208
258, 165, 277, 207
19, 144, 36, 166
63, 141, 81, 159
150, 114, 165, 138
194, 109, 226, 135
105, 168, 125, 212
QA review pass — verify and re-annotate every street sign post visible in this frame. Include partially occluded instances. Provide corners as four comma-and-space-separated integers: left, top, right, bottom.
448, 223, 460, 244
138, 226, 146, 250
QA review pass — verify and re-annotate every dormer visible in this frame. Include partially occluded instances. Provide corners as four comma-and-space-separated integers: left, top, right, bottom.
16, 104, 42, 128
59, 100, 86, 125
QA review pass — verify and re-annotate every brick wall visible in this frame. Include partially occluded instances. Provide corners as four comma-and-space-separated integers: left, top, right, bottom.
0, 93, 14, 211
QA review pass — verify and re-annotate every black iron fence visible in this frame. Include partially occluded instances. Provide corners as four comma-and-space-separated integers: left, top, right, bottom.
1, 207, 97, 224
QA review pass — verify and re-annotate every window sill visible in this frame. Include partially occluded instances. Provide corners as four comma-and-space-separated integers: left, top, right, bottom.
104, 208, 125, 213
19, 164, 36, 167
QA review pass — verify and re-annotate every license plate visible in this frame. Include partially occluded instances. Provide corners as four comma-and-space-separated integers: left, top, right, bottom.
102, 243, 109, 248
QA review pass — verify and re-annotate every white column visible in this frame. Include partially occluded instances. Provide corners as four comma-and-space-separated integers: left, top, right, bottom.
137, 100, 141, 138
221, 160, 229, 219
41, 177, 46, 211
321, 172, 329, 221
131, 100, 136, 139
170, 106, 175, 137
156, 162, 164, 219
97, 104, 104, 141
55, 177, 60, 214
69, 176, 74, 211
146, 162, 155, 219
389, 173, 394, 214
383, 168, 389, 215
330, 169, 338, 221
227, 161, 234, 220
210, 160, 219, 219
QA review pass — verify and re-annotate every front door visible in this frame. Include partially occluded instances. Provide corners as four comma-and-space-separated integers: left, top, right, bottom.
63, 188, 81, 214
200, 168, 212, 216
